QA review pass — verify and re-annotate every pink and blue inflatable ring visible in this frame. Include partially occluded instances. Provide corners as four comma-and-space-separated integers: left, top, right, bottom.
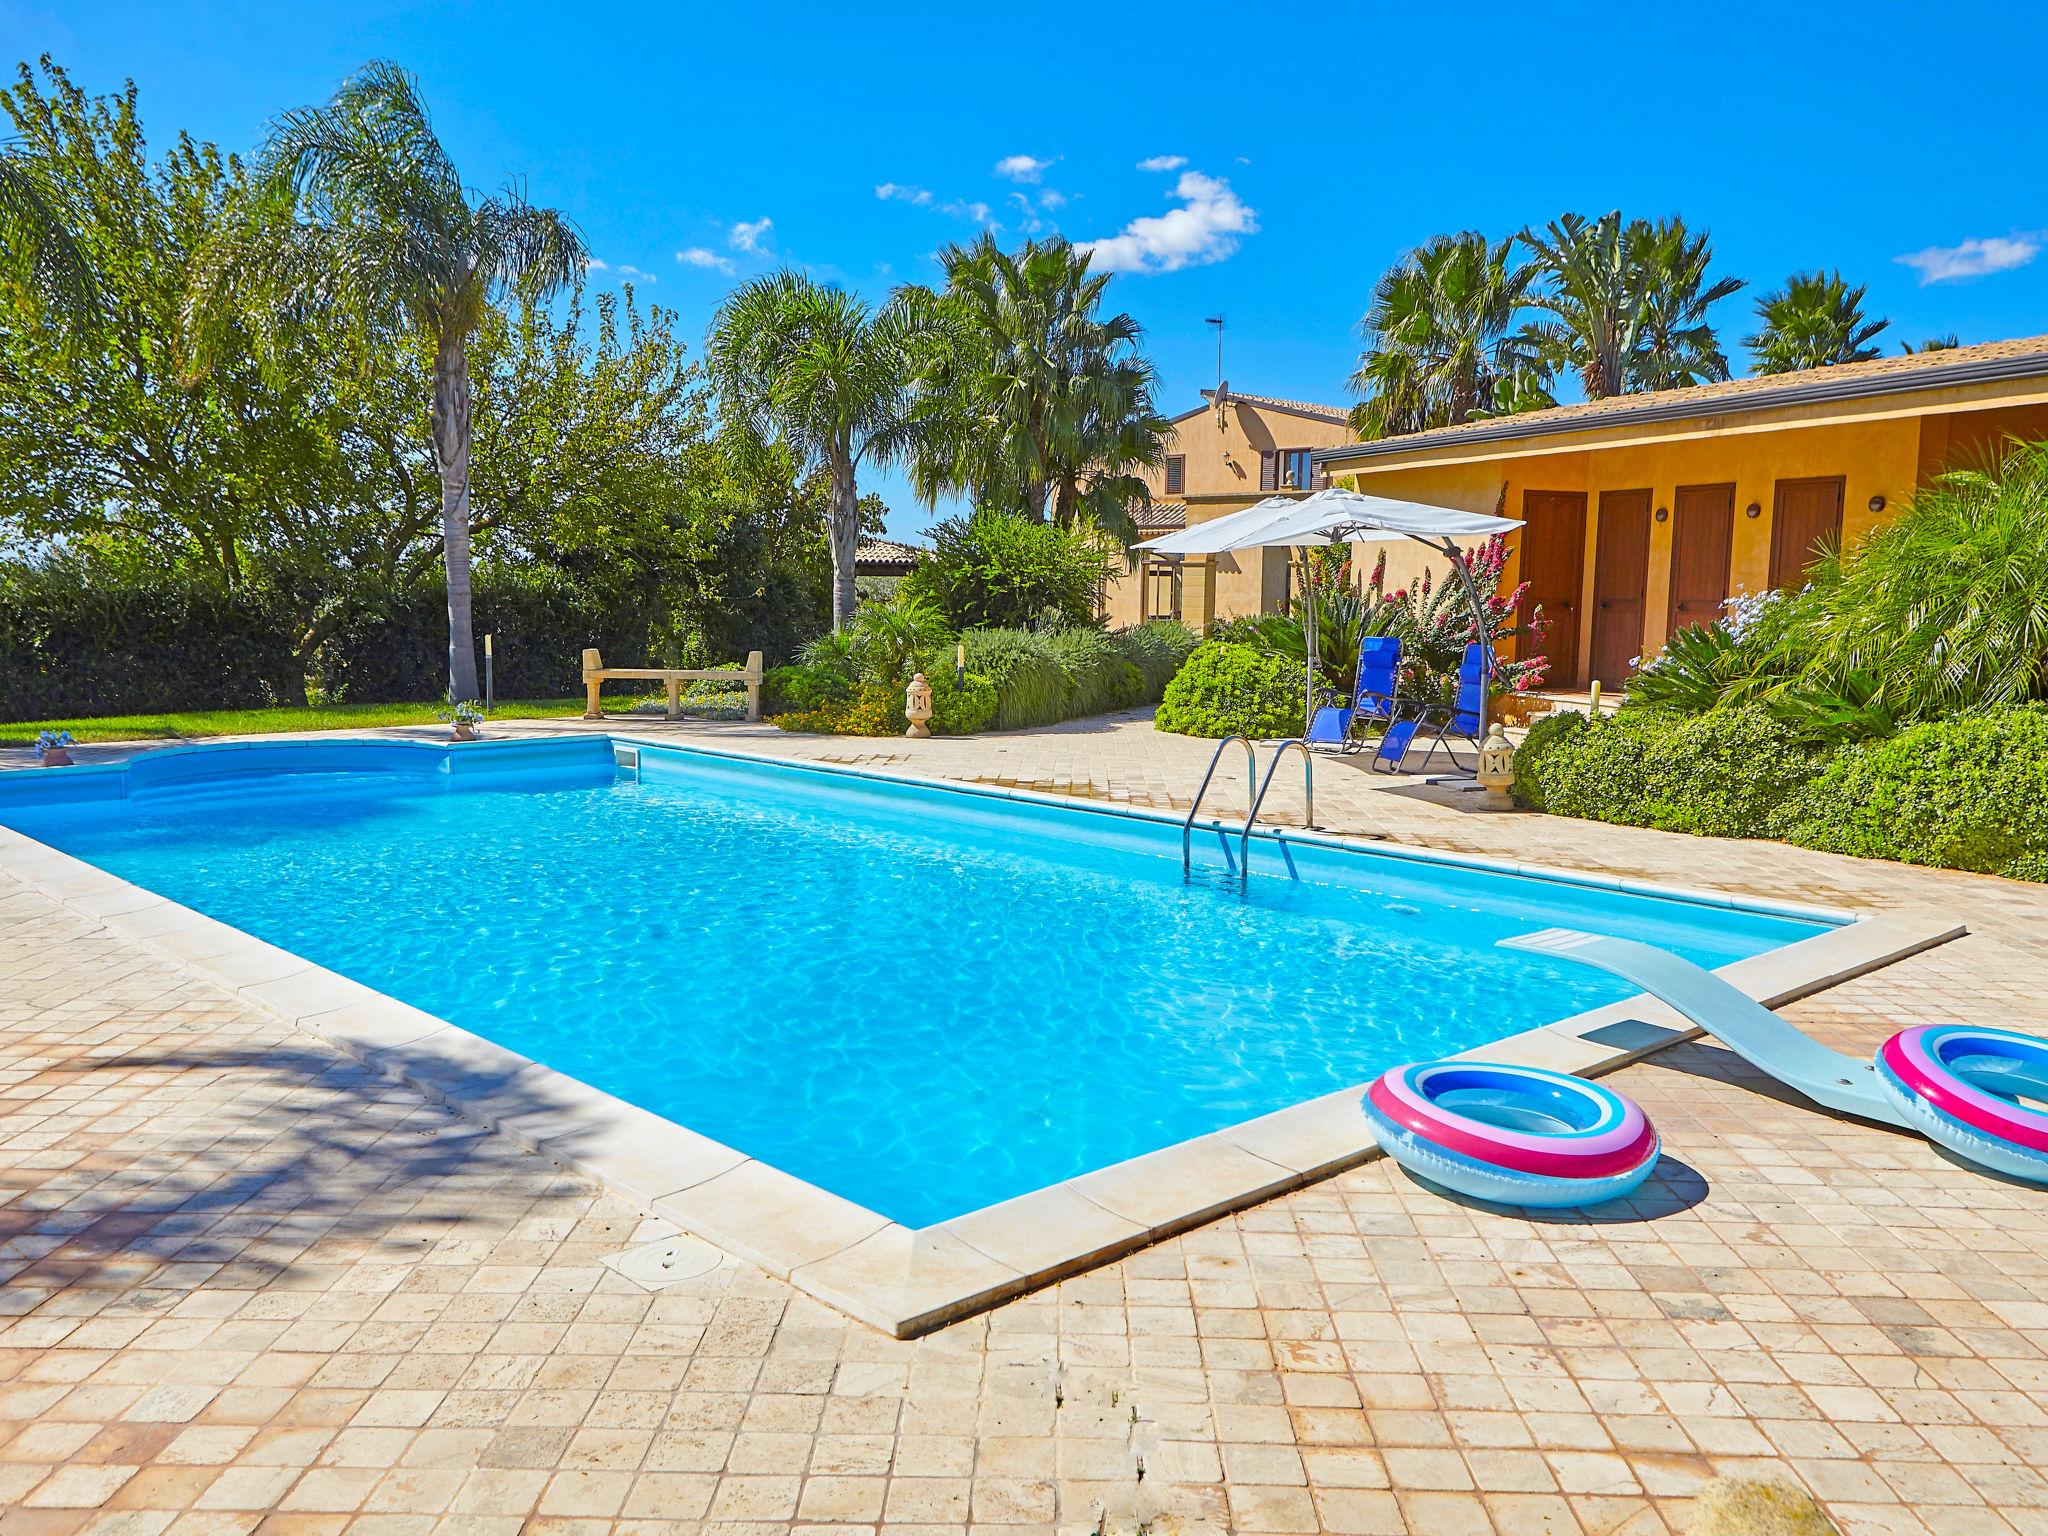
1363, 1060, 1660, 1208
1878, 1025, 2048, 1184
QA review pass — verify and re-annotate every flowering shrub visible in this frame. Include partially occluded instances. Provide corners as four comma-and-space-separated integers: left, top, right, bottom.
1360, 535, 1548, 699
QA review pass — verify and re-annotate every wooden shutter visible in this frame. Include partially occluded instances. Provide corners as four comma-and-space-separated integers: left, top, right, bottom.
1259, 451, 1277, 491
1164, 456, 1184, 495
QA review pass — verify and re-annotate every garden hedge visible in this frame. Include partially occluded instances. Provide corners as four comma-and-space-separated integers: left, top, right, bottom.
1512, 703, 2048, 882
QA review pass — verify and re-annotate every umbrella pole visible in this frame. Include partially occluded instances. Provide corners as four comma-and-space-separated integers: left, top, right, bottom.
1437, 537, 1491, 749
1300, 546, 1318, 735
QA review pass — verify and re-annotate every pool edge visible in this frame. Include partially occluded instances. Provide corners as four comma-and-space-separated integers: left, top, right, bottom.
0, 745, 1965, 1338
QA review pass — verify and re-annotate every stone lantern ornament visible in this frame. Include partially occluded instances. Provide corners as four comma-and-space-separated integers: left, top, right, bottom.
1475, 721, 1517, 808
904, 672, 934, 739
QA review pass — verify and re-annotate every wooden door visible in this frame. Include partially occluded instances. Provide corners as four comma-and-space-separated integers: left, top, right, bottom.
1769, 476, 1844, 589
1666, 483, 1734, 642
1516, 490, 1587, 689
1590, 488, 1652, 686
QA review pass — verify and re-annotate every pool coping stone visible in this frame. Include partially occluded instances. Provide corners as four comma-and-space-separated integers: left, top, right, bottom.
0, 739, 1967, 1337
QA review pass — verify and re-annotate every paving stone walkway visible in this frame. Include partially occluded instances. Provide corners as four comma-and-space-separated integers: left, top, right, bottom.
2, 712, 2045, 1535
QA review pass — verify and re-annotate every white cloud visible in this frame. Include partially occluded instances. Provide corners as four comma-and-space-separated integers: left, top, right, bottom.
729, 217, 773, 253
994, 154, 1051, 183
1037, 188, 1068, 211
676, 247, 734, 273
1079, 170, 1257, 275
591, 259, 657, 284
1135, 154, 1185, 173
1896, 233, 2040, 285
876, 182, 933, 205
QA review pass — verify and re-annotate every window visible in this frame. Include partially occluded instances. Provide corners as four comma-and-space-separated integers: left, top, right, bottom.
1260, 448, 1316, 492
1164, 455, 1185, 495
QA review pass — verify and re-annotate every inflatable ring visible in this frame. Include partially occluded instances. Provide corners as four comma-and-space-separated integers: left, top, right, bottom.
1363, 1061, 1660, 1207
1876, 1025, 2048, 1184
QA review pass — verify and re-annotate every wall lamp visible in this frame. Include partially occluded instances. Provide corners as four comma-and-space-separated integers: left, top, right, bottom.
1868, 494, 1887, 514
1654, 506, 1669, 522
1745, 502, 1762, 519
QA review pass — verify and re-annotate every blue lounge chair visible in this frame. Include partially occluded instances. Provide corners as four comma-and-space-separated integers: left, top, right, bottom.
1373, 642, 1487, 774
1306, 635, 1401, 754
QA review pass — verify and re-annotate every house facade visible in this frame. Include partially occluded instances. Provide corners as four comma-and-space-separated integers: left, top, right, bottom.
1101, 386, 1354, 628
1312, 336, 2048, 688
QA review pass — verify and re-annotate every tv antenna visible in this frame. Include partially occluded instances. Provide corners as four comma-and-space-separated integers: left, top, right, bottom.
1204, 315, 1225, 392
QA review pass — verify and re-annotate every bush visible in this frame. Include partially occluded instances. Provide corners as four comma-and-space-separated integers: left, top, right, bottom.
1108, 620, 1198, 699
1154, 642, 1304, 739
961, 628, 1072, 731
0, 560, 302, 720
901, 511, 1117, 631
1788, 708, 2048, 880
774, 681, 901, 736
1512, 706, 1820, 837
772, 670, 998, 737
929, 671, 998, 735
1041, 628, 1145, 717
762, 663, 848, 716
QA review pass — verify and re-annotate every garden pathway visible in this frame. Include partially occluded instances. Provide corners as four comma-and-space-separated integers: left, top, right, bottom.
1, 710, 2044, 1536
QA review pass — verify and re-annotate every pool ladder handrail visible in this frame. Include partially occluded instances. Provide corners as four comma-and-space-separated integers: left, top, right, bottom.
1182, 736, 1315, 886
1245, 739, 1315, 853
1181, 734, 1257, 881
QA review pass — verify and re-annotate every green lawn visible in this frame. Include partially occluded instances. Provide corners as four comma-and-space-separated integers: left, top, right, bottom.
0, 698, 600, 746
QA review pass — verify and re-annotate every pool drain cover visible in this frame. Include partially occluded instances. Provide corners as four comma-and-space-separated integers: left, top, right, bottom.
603, 1234, 725, 1289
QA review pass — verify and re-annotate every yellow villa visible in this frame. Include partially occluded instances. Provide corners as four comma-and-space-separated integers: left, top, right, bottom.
1100, 386, 1354, 629
1311, 335, 2048, 689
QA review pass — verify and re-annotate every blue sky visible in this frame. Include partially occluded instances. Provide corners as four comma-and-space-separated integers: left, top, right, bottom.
7, 0, 2046, 539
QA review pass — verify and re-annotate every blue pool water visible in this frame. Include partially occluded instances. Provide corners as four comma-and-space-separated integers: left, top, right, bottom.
2, 740, 1830, 1225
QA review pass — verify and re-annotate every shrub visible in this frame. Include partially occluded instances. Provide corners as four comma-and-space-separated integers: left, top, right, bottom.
762, 663, 848, 716
962, 628, 1072, 731
1788, 708, 2048, 880
774, 681, 901, 736
1154, 642, 1303, 739
1512, 706, 1820, 837
1041, 627, 1145, 717
928, 671, 998, 735
1108, 620, 1199, 699
772, 670, 997, 737
901, 511, 1116, 631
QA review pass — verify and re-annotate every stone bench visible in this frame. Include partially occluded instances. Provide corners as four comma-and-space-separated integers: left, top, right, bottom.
581, 648, 764, 722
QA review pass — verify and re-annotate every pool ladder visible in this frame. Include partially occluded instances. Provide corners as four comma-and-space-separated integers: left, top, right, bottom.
1181, 736, 1315, 887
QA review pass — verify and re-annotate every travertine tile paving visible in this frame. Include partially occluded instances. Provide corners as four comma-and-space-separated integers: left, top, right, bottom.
1, 711, 2045, 1535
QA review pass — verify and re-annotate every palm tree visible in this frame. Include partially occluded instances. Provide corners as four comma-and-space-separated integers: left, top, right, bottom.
1517, 211, 1647, 399
1745, 271, 1888, 375
914, 234, 1168, 536
1628, 217, 1743, 390
186, 62, 583, 701
709, 271, 921, 631
1348, 231, 1545, 438
1902, 334, 1959, 355
0, 145, 96, 321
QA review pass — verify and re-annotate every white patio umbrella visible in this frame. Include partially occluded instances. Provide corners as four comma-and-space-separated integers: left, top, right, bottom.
1138, 488, 1524, 749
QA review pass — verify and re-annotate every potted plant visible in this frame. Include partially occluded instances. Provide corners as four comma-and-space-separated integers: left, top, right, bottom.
34, 730, 75, 767
439, 700, 485, 742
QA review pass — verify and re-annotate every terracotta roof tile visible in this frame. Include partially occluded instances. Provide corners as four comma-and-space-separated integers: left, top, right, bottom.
1201, 388, 1350, 424
1319, 333, 2048, 462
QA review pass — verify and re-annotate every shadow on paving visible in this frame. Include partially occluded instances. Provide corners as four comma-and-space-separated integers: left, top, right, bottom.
0, 1033, 609, 1294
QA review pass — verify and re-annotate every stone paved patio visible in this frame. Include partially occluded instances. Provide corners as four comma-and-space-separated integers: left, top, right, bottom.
2, 711, 2045, 1536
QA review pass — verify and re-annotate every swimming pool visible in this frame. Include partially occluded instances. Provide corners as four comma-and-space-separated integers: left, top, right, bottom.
0, 735, 1834, 1229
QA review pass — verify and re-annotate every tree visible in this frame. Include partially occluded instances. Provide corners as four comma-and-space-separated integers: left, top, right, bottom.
1902, 333, 1959, 355
708, 270, 921, 631
1348, 230, 1545, 438
1517, 211, 1646, 400
1745, 271, 1888, 374
0, 140, 95, 323
187, 61, 585, 701
0, 59, 379, 590
910, 234, 1168, 536
1628, 217, 1744, 390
